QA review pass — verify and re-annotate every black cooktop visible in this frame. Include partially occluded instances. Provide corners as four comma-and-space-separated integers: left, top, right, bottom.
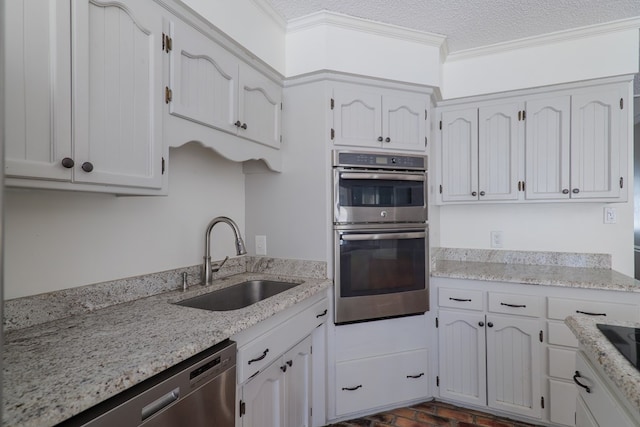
597, 324, 640, 370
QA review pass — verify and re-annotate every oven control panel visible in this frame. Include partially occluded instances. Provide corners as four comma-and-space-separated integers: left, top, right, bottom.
334, 151, 427, 171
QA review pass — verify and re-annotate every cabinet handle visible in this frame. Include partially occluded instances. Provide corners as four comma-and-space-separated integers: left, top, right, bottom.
478, 321, 485, 327
576, 310, 606, 317
449, 297, 472, 302
562, 189, 569, 194
385, 137, 391, 143
342, 385, 362, 391
234, 120, 241, 127
61, 158, 75, 169
573, 371, 591, 393
487, 322, 494, 328
500, 302, 526, 308
241, 123, 248, 130
81, 162, 94, 173
572, 188, 580, 194
479, 191, 485, 196
471, 191, 477, 196
316, 309, 328, 318
247, 348, 269, 364
377, 136, 383, 142
406, 373, 424, 379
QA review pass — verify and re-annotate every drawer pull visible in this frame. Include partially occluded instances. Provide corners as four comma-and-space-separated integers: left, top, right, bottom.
573, 371, 591, 393
406, 373, 424, 379
316, 309, 328, 318
248, 349, 269, 365
342, 385, 362, 391
449, 297, 472, 302
500, 302, 526, 308
576, 310, 606, 317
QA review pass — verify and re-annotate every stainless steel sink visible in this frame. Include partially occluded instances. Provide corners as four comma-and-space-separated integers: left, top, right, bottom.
175, 280, 301, 311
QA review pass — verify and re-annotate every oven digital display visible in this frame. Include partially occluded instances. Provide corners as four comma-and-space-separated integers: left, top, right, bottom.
376, 157, 387, 165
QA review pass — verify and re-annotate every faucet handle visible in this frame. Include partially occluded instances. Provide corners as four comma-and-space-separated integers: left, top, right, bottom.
211, 256, 229, 273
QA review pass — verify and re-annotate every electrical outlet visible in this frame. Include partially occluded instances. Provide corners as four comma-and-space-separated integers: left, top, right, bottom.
604, 207, 617, 224
255, 235, 267, 255
490, 231, 503, 248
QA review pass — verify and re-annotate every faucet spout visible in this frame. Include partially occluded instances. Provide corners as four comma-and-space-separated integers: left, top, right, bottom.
202, 216, 247, 285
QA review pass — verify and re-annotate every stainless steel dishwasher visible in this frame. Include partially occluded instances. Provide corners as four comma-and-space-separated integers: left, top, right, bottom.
59, 340, 236, 427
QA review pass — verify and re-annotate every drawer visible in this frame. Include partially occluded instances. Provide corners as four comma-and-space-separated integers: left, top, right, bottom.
488, 292, 543, 317
548, 347, 576, 380
237, 298, 328, 383
547, 297, 639, 321
335, 349, 429, 416
548, 321, 579, 347
438, 287, 484, 311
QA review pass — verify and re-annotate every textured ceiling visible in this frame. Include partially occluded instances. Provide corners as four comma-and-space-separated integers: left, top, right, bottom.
266, 0, 640, 52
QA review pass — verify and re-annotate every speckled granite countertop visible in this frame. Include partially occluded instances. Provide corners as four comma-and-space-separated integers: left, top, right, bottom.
431, 248, 640, 292
4, 270, 331, 427
566, 315, 640, 417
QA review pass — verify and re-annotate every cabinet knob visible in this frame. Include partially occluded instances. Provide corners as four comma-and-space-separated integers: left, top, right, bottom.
280, 365, 287, 373
61, 158, 75, 169
478, 321, 485, 327
562, 189, 569, 194
241, 123, 247, 130
479, 191, 485, 196
385, 137, 391, 143
81, 162, 94, 173
378, 136, 383, 142
234, 120, 241, 127
471, 191, 477, 197
572, 188, 580, 194
487, 322, 494, 328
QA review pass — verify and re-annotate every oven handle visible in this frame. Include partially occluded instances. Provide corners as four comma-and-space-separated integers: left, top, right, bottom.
342, 231, 426, 241
339, 172, 425, 182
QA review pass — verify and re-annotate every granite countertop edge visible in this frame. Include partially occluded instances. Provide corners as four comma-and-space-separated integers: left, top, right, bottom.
565, 315, 640, 416
3, 272, 332, 427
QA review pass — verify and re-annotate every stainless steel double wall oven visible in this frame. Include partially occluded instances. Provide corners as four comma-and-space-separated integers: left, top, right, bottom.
333, 150, 429, 324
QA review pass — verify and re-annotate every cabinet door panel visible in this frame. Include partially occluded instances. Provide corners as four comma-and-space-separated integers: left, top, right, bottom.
486, 314, 541, 419
169, 17, 238, 135
4, 0, 72, 180
382, 94, 426, 151
242, 360, 285, 427
285, 337, 312, 427
478, 103, 520, 200
332, 87, 382, 148
440, 108, 478, 202
73, 0, 163, 189
570, 86, 624, 199
238, 64, 281, 149
549, 379, 577, 426
525, 96, 571, 200
438, 310, 486, 406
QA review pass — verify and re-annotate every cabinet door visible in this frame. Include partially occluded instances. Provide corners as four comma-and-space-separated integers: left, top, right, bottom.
486, 314, 542, 419
242, 359, 286, 427
332, 86, 382, 148
168, 16, 238, 136
478, 102, 521, 201
440, 108, 478, 202
437, 310, 486, 406
570, 85, 625, 199
238, 63, 282, 149
4, 0, 72, 180
524, 96, 571, 200
284, 337, 312, 427
72, 0, 163, 189
382, 93, 427, 152
549, 379, 578, 426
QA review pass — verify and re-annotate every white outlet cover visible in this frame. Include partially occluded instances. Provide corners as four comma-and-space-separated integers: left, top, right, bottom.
255, 235, 267, 255
604, 207, 617, 224
490, 231, 503, 248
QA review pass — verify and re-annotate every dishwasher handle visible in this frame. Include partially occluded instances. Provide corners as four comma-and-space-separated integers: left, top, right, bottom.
141, 388, 180, 421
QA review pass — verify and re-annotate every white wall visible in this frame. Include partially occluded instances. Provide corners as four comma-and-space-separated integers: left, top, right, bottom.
180, 0, 286, 74
4, 144, 245, 299
443, 26, 639, 99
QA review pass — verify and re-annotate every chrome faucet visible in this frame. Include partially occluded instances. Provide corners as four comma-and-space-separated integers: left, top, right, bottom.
202, 216, 247, 285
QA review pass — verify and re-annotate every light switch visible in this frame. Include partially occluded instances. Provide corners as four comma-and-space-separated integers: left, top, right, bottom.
255, 235, 267, 255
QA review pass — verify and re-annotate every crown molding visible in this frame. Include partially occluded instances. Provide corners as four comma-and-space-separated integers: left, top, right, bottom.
250, 0, 288, 30
287, 10, 447, 48
447, 16, 640, 62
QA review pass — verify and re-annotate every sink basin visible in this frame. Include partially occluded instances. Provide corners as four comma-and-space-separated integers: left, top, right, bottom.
176, 280, 301, 311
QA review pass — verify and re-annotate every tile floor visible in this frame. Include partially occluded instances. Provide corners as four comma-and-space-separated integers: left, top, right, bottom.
325, 400, 544, 427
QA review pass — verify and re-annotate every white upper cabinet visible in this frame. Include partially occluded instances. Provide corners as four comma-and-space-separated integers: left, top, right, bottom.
440, 108, 478, 202
4, 0, 72, 181
331, 83, 428, 152
166, 17, 282, 150
73, 0, 164, 190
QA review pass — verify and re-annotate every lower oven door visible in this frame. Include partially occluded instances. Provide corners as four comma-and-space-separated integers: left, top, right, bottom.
334, 226, 429, 324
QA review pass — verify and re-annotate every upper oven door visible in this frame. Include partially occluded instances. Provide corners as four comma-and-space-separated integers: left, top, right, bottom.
333, 168, 427, 224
